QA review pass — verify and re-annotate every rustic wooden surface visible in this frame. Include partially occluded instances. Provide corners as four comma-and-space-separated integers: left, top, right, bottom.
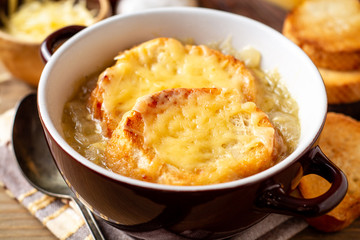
294, 220, 360, 240
1, 0, 359, 239
0, 187, 56, 240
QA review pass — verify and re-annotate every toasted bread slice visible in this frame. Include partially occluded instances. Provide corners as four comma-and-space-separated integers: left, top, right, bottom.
319, 68, 360, 104
299, 112, 360, 232
89, 37, 257, 137
282, 0, 360, 71
105, 88, 285, 186
283, 0, 360, 104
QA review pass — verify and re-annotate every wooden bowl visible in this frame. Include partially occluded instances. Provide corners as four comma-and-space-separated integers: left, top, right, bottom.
0, 0, 111, 86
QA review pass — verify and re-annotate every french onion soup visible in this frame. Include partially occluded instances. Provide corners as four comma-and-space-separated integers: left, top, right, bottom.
62, 37, 300, 186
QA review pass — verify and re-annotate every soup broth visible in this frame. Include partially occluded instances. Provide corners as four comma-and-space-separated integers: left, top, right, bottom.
62, 39, 300, 183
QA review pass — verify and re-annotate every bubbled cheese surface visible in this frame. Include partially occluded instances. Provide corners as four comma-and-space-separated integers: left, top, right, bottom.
90, 38, 256, 136
135, 88, 275, 171
4, 0, 95, 42
105, 88, 282, 185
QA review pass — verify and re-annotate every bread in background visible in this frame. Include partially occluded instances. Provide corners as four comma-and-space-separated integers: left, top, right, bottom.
265, 0, 304, 10
282, 0, 360, 104
299, 112, 360, 232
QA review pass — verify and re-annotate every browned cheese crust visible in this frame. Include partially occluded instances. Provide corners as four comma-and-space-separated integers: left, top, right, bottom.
105, 88, 285, 186
89, 37, 257, 137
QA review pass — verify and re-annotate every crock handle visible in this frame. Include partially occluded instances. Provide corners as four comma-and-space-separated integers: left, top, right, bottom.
255, 146, 347, 218
40, 25, 86, 63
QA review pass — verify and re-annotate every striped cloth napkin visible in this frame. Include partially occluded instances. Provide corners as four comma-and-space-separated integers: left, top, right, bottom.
0, 64, 308, 239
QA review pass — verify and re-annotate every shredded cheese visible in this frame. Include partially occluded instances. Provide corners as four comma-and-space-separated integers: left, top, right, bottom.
135, 89, 275, 171
99, 38, 256, 130
4, 0, 95, 42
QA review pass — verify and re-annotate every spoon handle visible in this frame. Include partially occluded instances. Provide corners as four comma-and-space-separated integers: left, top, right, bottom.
72, 197, 105, 240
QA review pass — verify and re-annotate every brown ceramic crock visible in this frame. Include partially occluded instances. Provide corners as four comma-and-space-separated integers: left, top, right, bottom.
37, 8, 347, 240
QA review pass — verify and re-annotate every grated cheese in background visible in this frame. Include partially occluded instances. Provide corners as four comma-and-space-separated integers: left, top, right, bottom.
4, 0, 96, 42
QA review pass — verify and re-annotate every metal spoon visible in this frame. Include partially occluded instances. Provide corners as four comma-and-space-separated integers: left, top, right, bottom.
12, 93, 105, 240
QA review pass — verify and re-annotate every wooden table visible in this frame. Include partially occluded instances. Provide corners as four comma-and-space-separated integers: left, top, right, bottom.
0, 187, 56, 240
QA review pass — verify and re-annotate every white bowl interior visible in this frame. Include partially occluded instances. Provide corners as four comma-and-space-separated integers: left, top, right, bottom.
38, 8, 327, 190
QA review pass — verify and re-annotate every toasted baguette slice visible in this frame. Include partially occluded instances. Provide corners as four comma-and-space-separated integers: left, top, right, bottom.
89, 37, 257, 137
105, 88, 285, 186
299, 112, 360, 232
319, 68, 360, 104
282, 0, 360, 71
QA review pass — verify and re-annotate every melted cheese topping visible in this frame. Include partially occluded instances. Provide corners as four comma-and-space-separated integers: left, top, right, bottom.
98, 38, 255, 128
61, 38, 300, 185
134, 88, 275, 171
4, 0, 95, 42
